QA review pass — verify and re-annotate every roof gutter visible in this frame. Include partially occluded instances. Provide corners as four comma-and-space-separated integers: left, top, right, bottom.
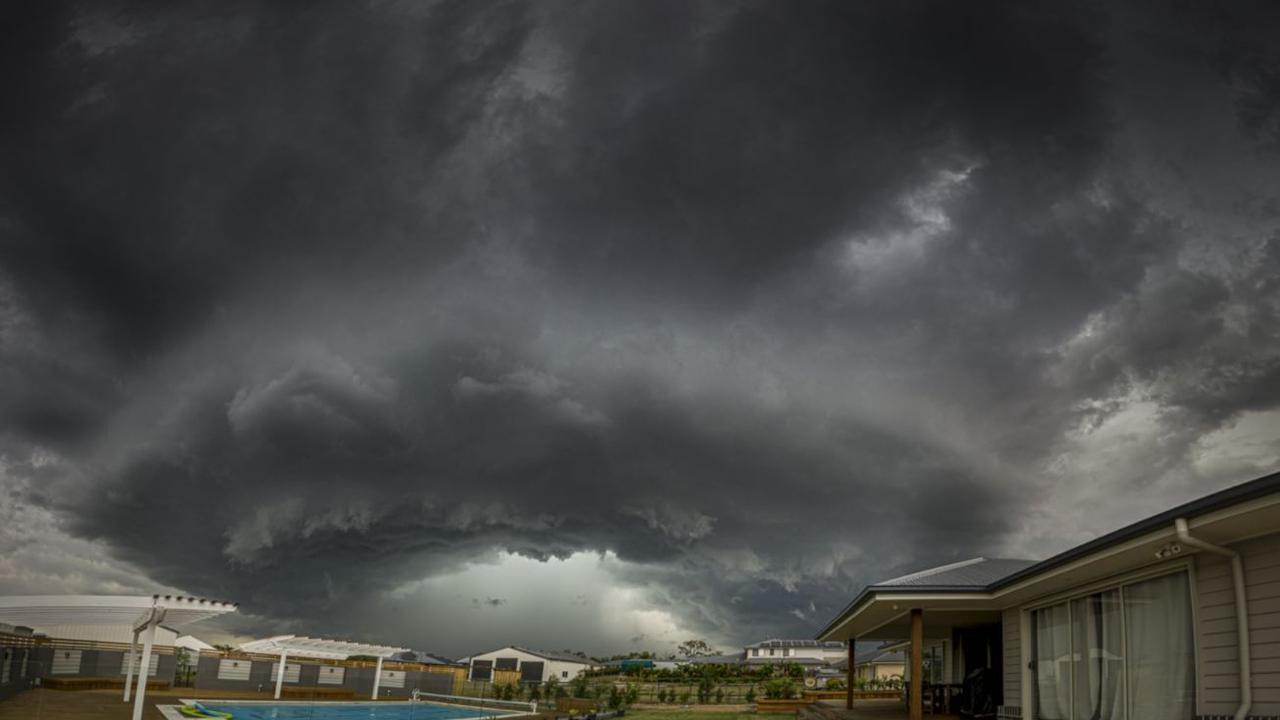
1175, 518, 1250, 720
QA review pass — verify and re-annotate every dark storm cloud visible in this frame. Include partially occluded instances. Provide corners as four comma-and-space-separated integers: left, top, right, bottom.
2, 0, 1280, 653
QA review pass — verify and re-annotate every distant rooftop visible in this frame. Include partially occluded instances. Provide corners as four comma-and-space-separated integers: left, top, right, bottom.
747, 639, 845, 649
873, 557, 1037, 589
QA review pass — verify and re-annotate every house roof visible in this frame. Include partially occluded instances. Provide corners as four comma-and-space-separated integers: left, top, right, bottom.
680, 653, 745, 664
746, 639, 845, 649
395, 650, 461, 666
874, 557, 1037, 588
745, 655, 832, 666
854, 649, 905, 665
817, 469, 1280, 640
471, 645, 593, 664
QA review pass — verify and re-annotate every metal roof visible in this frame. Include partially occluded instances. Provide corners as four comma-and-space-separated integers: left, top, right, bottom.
680, 653, 746, 664
747, 639, 845, 649
854, 649, 905, 665
817, 469, 1280, 640
470, 645, 594, 664
0, 595, 237, 633
874, 557, 1037, 588
239, 635, 410, 660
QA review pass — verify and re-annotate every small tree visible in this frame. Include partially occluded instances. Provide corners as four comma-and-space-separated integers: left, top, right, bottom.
714, 687, 725, 704
745, 687, 757, 703
676, 639, 716, 657
697, 676, 715, 703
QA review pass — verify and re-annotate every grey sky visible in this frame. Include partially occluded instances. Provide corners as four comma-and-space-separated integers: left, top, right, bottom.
1, 0, 1279, 656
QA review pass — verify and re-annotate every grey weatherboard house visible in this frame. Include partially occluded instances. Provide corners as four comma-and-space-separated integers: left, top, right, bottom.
817, 470, 1280, 720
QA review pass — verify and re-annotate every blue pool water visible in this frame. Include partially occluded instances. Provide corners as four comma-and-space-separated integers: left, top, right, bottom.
195, 701, 509, 720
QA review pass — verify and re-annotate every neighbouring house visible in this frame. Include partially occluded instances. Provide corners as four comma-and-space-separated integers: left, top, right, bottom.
394, 650, 461, 667
466, 646, 595, 684
833, 648, 905, 683
680, 652, 747, 665
817, 470, 1280, 720
744, 639, 847, 665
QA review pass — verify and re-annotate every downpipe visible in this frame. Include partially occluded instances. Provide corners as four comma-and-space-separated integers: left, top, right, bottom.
1175, 518, 1251, 720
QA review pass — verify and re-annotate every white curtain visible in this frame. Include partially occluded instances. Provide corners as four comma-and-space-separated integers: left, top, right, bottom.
1126, 573, 1194, 720
1034, 602, 1072, 720
1070, 590, 1125, 720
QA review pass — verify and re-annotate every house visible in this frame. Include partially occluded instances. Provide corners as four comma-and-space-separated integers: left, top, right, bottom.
744, 639, 847, 665
680, 652, 747, 665
817, 470, 1280, 720
836, 648, 905, 682
466, 646, 595, 684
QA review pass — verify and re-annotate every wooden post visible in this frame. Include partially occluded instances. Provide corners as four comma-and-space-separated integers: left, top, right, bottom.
909, 609, 923, 720
846, 639, 855, 710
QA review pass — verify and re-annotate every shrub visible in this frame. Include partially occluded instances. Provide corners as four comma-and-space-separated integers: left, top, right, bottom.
714, 688, 725, 704
679, 691, 692, 705
762, 679, 796, 700
745, 687, 757, 703
825, 678, 844, 691
697, 677, 715, 703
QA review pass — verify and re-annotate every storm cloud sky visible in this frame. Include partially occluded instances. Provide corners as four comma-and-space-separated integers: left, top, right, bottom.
3, 0, 1280, 656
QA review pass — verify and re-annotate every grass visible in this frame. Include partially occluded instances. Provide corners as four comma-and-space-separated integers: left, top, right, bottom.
623, 711, 792, 720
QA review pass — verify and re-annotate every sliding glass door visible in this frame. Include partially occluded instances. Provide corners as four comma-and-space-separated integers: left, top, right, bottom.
1031, 571, 1194, 720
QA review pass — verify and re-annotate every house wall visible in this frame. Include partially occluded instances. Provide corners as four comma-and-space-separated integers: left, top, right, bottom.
1001, 529, 1280, 719
745, 645, 845, 663
856, 662, 904, 681
468, 648, 590, 683
1194, 530, 1280, 718
192, 654, 459, 698
1002, 607, 1021, 711
0, 639, 36, 702
27, 645, 176, 684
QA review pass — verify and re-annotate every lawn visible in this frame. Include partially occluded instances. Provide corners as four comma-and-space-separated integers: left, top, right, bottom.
623, 711, 792, 720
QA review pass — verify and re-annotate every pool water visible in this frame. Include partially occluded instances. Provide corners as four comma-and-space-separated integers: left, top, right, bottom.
195, 701, 510, 720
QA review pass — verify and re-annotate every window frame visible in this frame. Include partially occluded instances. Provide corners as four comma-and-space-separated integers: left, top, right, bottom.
1020, 561, 1199, 720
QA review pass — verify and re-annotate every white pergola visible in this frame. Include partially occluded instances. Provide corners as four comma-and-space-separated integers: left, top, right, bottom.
238, 635, 410, 700
0, 595, 237, 720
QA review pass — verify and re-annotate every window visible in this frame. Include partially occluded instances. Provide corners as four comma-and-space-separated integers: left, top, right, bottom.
1031, 571, 1194, 720
752, 649, 759, 657
920, 643, 945, 684
562, 671, 568, 678
470, 660, 493, 681
216, 659, 250, 681
51, 650, 81, 675
784, 648, 792, 657
768, 649, 775, 656
121, 653, 160, 677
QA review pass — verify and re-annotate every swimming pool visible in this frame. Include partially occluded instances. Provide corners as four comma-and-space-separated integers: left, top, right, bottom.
173, 701, 519, 720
